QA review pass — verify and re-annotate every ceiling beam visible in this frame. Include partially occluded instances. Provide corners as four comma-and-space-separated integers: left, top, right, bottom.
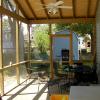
14, 0, 28, 18
29, 18, 95, 24
40, 0, 49, 19
87, 0, 91, 17
0, 6, 29, 23
72, 0, 76, 17
25, 0, 37, 20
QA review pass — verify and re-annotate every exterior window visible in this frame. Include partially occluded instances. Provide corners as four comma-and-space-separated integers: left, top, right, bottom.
87, 42, 90, 47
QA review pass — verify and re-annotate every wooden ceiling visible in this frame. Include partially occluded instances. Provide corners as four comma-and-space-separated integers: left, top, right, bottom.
13, 0, 99, 24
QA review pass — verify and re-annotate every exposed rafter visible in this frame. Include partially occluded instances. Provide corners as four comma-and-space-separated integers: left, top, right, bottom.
0, 6, 28, 23
95, 0, 99, 16
56, 0, 63, 18
40, 0, 49, 19
14, 0, 28, 18
25, 0, 37, 20
59, 9, 63, 18
72, 0, 76, 17
29, 18, 95, 24
87, 0, 91, 17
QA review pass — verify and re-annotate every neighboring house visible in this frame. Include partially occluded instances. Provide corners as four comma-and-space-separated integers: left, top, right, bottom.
52, 30, 79, 61
78, 37, 86, 53
86, 40, 91, 53
78, 36, 91, 53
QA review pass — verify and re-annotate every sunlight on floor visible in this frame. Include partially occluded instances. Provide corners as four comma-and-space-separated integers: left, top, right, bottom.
2, 79, 49, 100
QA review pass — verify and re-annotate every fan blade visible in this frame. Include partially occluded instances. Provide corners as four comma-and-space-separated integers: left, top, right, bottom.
57, 6, 72, 9
55, 1, 64, 6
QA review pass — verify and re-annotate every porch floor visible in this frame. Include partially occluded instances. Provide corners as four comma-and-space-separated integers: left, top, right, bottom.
2, 79, 49, 100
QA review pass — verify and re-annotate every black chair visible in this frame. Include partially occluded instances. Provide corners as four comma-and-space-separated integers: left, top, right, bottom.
48, 77, 69, 95
75, 65, 98, 84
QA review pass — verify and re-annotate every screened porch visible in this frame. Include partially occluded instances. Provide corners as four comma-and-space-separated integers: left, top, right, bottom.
0, 0, 99, 100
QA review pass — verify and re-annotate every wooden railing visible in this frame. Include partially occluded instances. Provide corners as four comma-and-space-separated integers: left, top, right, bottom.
0, 61, 29, 71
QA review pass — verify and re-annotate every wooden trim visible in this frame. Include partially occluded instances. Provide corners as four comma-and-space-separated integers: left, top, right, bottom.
40, 0, 49, 19
14, 0, 28, 18
55, 61, 69, 63
29, 18, 95, 24
30, 60, 50, 64
25, 0, 37, 20
0, 6, 28, 23
0, 61, 29, 72
72, 0, 76, 17
0, 14, 4, 95
50, 32, 73, 79
50, 34, 71, 37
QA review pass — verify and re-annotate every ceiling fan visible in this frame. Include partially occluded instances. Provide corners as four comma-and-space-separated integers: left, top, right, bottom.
38, 0, 72, 15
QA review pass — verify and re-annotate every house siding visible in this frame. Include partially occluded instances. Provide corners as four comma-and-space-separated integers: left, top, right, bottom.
53, 30, 79, 61
96, 0, 100, 82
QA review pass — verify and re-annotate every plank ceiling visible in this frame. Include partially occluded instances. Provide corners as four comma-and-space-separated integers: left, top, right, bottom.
13, 0, 99, 23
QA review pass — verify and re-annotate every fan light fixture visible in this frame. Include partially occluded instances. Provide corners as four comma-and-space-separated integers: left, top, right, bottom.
38, 1, 72, 15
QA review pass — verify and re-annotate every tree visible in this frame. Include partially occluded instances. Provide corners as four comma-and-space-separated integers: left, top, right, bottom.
54, 23, 93, 36
33, 25, 50, 53
3, 0, 16, 47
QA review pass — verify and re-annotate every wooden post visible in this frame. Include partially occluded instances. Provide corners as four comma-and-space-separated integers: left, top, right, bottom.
93, 22, 96, 65
0, 0, 4, 95
0, 0, 1, 6
28, 25, 31, 67
49, 24, 52, 34
50, 35, 54, 79
16, 5, 20, 84
49, 24, 54, 79
69, 32, 73, 65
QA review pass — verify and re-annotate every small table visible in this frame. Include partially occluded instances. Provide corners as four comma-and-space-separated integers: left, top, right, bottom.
69, 86, 100, 100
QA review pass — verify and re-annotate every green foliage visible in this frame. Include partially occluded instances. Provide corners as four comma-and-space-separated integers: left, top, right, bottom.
54, 23, 93, 36
34, 25, 50, 53
70, 23, 93, 36
53, 24, 70, 31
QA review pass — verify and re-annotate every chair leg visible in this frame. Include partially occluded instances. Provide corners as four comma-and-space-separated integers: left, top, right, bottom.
26, 74, 31, 84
